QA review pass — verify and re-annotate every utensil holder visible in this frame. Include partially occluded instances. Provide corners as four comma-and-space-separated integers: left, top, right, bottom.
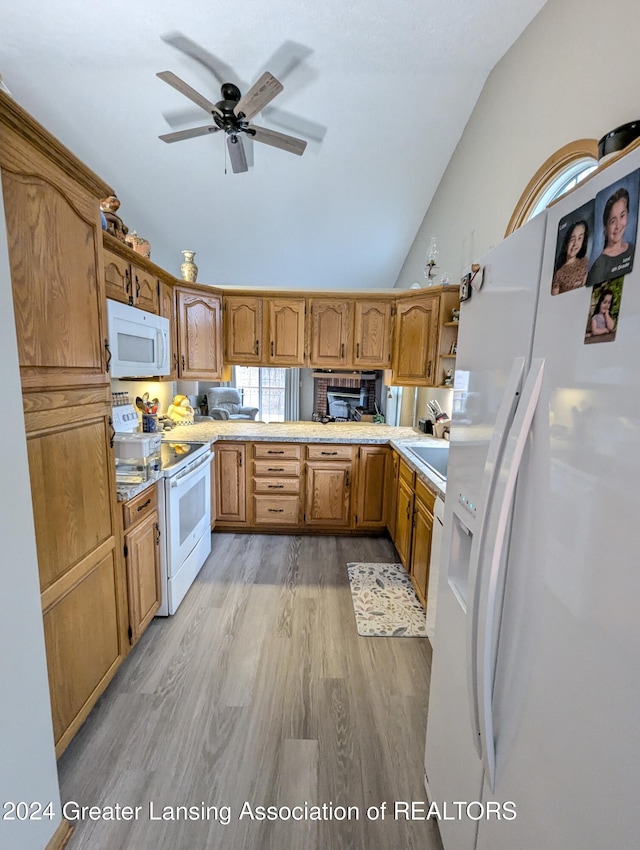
142, 413, 158, 433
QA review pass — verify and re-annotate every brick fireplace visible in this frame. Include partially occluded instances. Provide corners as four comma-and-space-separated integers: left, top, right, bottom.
313, 372, 376, 418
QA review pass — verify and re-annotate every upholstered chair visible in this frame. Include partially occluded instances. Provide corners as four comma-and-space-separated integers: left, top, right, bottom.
205, 387, 258, 420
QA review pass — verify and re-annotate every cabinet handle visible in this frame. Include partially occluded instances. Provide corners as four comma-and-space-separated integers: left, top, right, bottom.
173, 352, 178, 369
356, 342, 360, 358
271, 340, 274, 357
268, 484, 284, 489
104, 339, 112, 373
346, 471, 350, 487
135, 276, 140, 298
181, 354, 186, 370
427, 360, 432, 377
321, 451, 338, 456
267, 450, 285, 454
255, 340, 259, 355
268, 467, 285, 471
238, 454, 243, 468
406, 502, 411, 520
125, 268, 131, 295
341, 342, 345, 358
155, 522, 161, 545
268, 508, 284, 513
137, 498, 152, 512
108, 416, 116, 449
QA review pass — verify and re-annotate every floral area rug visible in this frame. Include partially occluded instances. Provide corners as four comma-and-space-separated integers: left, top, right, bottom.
346, 563, 427, 637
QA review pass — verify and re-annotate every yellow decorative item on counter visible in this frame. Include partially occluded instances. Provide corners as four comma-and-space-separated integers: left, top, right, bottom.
166, 394, 195, 425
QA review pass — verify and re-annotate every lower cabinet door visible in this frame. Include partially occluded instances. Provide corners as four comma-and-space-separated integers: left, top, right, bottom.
125, 509, 161, 643
305, 461, 352, 527
394, 478, 414, 570
410, 497, 434, 608
42, 546, 123, 755
355, 445, 389, 528
215, 443, 246, 522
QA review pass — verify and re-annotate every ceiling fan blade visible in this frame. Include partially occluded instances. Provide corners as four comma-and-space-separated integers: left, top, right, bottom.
247, 125, 307, 157
159, 125, 220, 143
161, 32, 242, 88
227, 135, 249, 174
156, 71, 223, 118
262, 106, 327, 144
233, 72, 283, 121
258, 41, 313, 85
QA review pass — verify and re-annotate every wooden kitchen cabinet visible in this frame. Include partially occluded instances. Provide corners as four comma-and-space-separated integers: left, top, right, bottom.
394, 460, 416, 570
2, 94, 128, 756
387, 450, 400, 542
103, 247, 159, 314
251, 443, 302, 527
410, 479, 435, 608
353, 299, 393, 369
122, 484, 161, 645
355, 445, 389, 529
215, 443, 246, 523
391, 293, 439, 386
25, 396, 127, 757
308, 299, 352, 368
305, 444, 355, 527
224, 295, 263, 364
268, 297, 306, 365
175, 286, 223, 380
1, 110, 110, 393
158, 280, 179, 380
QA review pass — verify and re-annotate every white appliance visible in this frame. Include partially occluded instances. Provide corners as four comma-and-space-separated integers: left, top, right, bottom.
111, 402, 162, 483
107, 299, 170, 378
158, 441, 212, 616
424, 148, 640, 849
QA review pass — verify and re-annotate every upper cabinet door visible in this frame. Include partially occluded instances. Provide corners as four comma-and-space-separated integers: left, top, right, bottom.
392, 295, 440, 385
103, 249, 132, 305
353, 299, 393, 368
1, 153, 108, 391
224, 296, 263, 364
175, 287, 223, 379
158, 281, 178, 380
268, 297, 306, 365
309, 300, 351, 367
131, 264, 159, 314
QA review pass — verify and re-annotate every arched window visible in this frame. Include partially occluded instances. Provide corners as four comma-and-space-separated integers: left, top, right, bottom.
505, 139, 598, 236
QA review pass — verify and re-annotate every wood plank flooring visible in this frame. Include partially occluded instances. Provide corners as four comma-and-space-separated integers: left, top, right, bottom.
57, 533, 444, 850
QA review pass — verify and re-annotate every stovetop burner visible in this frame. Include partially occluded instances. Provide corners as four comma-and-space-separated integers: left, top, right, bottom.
161, 440, 209, 473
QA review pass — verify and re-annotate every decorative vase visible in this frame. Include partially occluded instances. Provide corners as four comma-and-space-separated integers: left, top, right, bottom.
180, 250, 198, 282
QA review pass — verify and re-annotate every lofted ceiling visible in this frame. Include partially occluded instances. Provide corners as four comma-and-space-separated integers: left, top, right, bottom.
1, 0, 547, 289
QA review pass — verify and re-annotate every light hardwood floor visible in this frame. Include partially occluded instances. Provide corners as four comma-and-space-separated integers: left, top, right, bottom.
58, 533, 444, 850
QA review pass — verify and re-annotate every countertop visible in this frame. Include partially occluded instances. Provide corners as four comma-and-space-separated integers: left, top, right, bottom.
162, 421, 447, 498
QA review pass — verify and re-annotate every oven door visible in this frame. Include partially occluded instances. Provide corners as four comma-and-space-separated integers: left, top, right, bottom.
166, 451, 212, 576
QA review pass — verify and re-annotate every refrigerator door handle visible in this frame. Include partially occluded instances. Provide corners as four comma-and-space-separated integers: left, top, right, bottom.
465, 356, 526, 759
476, 357, 545, 791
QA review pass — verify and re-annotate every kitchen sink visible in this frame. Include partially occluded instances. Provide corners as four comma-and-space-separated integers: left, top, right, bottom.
406, 444, 449, 480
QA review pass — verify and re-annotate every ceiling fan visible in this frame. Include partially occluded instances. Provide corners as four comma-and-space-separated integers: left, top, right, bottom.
157, 69, 307, 173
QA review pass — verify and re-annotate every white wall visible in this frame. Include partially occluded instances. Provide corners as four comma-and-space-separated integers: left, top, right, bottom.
395, 0, 640, 288
0, 189, 62, 847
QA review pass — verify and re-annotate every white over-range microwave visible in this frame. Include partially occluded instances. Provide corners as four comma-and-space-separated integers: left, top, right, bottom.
107, 300, 171, 378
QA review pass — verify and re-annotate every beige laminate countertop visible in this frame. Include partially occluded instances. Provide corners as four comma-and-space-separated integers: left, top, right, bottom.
163, 421, 447, 498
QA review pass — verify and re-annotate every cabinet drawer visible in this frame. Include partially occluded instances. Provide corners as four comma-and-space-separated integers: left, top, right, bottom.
253, 443, 301, 459
122, 483, 158, 530
399, 458, 415, 487
415, 477, 436, 512
253, 495, 300, 526
253, 477, 300, 494
306, 444, 356, 461
253, 459, 301, 477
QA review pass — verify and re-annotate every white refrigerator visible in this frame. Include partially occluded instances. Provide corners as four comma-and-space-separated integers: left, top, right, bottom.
424, 144, 640, 850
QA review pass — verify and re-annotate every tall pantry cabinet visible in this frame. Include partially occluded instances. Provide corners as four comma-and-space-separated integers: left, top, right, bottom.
0, 92, 128, 756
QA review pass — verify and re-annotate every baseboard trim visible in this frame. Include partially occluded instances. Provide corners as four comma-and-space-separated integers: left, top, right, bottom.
46, 819, 74, 850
